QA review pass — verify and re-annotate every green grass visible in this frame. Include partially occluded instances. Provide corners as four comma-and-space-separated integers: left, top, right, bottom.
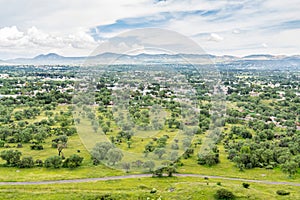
0, 164, 124, 182
0, 177, 299, 200
177, 133, 300, 182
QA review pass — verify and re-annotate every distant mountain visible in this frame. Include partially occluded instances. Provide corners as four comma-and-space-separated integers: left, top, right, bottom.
34, 53, 65, 60
2, 52, 300, 67
6, 53, 86, 65
243, 54, 276, 60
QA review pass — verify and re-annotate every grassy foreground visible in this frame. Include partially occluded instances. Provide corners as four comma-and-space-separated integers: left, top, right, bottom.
0, 177, 299, 200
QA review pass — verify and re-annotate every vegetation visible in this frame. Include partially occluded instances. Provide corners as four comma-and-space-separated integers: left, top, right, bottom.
215, 188, 235, 200
0, 64, 299, 199
0, 177, 299, 200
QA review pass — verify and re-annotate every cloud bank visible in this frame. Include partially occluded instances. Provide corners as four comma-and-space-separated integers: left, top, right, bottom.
0, 0, 299, 59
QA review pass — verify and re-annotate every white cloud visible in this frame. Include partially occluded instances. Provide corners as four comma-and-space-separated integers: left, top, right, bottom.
0, 26, 23, 40
232, 29, 240, 34
262, 43, 268, 48
208, 33, 223, 42
0, 0, 299, 58
0, 26, 24, 47
0, 26, 99, 58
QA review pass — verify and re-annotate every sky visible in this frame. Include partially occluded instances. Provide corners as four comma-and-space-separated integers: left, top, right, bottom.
0, 0, 300, 59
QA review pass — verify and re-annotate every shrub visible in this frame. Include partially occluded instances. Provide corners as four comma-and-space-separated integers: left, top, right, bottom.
51, 143, 58, 148
0, 149, 22, 166
198, 150, 219, 166
19, 156, 34, 168
30, 144, 43, 150
44, 155, 62, 168
150, 188, 157, 194
217, 182, 222, 186
215, 189, 234, 200
276, 190, 290, 196
35, 159, 43, 167
62, 154, 83, 168
0, 140, 5, 147
242, 183, 250, 189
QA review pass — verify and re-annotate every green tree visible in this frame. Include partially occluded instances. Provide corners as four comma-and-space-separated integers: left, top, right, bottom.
91, 142, 114, 165
154, 148, 166, 159
44, 155, 62, 168
63, 154, 84, 168
143, 160, 155, 172
19, 156, 34, 168
281, 161, 298, 177
0, 149, 22, 166
198, 150, 219, 166
0, 140, 4, 147
102, 125, 109, 134
127, 141, 132, 148
106, 148, 123, 165
164, 165, 176, 177
122, 162, 131, 173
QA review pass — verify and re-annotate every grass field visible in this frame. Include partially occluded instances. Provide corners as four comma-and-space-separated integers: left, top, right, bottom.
0, 177, 299, 200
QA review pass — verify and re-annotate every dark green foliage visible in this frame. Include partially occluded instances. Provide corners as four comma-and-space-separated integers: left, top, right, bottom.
230, 126, 252, 139
215, 189, 235, 200
0, 140, 5, 147
0, 149, 22, 166
276, 190, 290, 196
35, 159, 43, 167
63, 154, 84, 168
198, 147, 220, 166
44, 155, 62, 168
144, 141, 155, 153
150, 188, 157, 194
19, 156, 34, 168
281, 161, 298, 177
183, 148, 194, 159
242, 183, 250, 189
30, 144, 44, 150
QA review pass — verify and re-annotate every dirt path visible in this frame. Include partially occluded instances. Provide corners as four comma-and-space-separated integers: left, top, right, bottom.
0, 173, 299, 186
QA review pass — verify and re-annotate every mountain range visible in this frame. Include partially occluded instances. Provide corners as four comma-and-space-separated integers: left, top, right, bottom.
1, 53, 300, 67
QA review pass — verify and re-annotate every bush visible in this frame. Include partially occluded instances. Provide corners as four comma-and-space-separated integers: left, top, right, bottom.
217, 182, 222, 186
0, 140, 5, 147
215, 189, 234, 200
51, 143, 58, 148
0, 149, 22, 166
19, 156, 34, 168
150, 188, 157, 194
62, 154, 83, 168
198, 150, 219, 166
35, 159, 43, 167
276, 190, 290, 196
44, 155, 62, 168
242, 183, 250, 189
30, 144, 44, 150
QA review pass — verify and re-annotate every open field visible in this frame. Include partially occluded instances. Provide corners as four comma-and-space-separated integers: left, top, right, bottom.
0, 177, 299, 200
